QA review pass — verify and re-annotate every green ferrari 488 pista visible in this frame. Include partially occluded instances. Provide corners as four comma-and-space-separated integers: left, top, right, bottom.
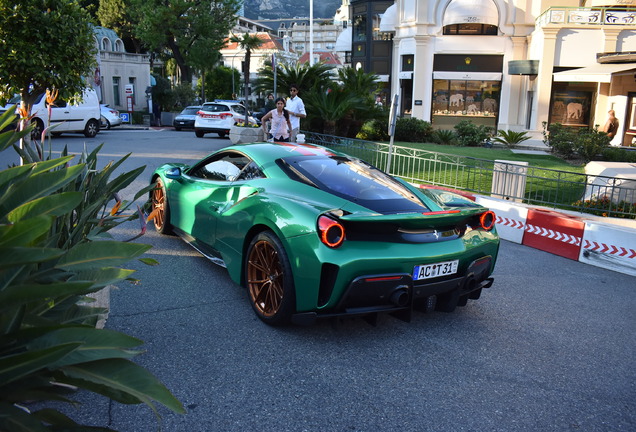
150, 142, 499, 325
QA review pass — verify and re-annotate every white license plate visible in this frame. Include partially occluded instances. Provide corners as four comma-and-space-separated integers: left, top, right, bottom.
413, 260, 459, 280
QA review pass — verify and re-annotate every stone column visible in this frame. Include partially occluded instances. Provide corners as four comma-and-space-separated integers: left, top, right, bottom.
533, 27, 559, 133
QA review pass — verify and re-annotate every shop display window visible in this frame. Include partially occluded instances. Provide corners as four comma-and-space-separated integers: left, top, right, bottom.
432, 79, 500, 129
548, 90, 592, 127
432, 80, 500, 116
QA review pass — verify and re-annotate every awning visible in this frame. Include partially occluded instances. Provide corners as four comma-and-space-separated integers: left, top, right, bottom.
553, 63, 636, 83
443, 0, 499, 27
334, 27, 352, 52
379, 4, 397, 32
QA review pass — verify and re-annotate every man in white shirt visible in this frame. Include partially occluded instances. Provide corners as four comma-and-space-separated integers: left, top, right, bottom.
285, 84, 306, 142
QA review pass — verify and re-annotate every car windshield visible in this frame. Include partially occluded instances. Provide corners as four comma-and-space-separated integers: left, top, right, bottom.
279, 155, 430, 214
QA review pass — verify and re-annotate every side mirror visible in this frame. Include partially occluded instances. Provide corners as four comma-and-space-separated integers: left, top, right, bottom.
165, 167, 182, 179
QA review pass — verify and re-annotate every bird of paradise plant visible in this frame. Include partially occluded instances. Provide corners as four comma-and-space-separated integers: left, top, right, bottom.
0, 108, 185, 431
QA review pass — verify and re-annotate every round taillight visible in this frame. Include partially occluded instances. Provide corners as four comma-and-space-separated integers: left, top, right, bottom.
318, 215, 345, 248
480, 211, 496, 231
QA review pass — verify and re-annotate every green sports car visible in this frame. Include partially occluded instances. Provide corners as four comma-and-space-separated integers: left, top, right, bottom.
150, 142, 499, 325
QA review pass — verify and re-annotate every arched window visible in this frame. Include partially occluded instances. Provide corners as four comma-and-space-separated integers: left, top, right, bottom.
101, 37, 111, 51
115, 40, 124, 52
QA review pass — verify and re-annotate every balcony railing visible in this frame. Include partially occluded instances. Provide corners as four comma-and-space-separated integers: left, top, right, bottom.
100, 52, 152, 63
538, 7, 636, 27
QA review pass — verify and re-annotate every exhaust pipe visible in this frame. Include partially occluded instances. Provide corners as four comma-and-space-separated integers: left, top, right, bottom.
389, 287, 409, 307
464, 276, 477, 291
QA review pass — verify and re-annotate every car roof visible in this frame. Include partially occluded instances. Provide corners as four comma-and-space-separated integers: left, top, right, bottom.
227, 142, 343, 163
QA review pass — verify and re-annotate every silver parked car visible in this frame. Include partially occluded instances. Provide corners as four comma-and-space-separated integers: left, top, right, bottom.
100, 104, 122, 129
173, 106, 200, 131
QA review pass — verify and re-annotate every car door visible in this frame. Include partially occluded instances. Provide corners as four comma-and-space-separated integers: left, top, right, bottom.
172, 151, 252, 249
47, 98, 72, 132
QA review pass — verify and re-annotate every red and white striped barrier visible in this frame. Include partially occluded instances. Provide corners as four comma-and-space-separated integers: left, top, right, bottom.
416, 184, 636, 276
477, 196, 636, 277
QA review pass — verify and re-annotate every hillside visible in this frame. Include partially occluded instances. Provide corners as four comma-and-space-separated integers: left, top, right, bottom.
243, 0, 342, 20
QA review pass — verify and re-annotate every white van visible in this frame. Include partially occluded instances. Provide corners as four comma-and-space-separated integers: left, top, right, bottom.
30, 88, 101, 138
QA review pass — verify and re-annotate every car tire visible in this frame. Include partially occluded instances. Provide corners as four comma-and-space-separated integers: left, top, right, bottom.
104, 119, 111, 130
30, 118, 44, 140
217, 132, 226, 138
84, 119, 99, 138
245, 231, 295, 326
195, 130, 204, 138
151, 177, 174, 235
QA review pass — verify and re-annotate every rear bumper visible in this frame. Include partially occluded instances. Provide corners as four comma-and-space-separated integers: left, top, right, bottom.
194, 126, 230, 134
291, 255, 494, 325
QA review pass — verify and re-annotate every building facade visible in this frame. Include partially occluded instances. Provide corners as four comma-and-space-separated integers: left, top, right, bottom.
220, 32, 299, 104
382, 0, 636, 146
93, 27, 153, 114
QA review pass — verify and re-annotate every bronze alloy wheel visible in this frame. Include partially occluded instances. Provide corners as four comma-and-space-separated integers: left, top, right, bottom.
246, 231, 294, 325
152, 178, 172, 234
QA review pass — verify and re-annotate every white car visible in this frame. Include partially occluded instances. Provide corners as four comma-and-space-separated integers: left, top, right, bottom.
100, 104, 122, 129
194, 100, 256, 138
29, 88, 101, 138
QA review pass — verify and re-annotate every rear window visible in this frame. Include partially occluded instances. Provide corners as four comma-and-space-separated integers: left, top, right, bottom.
181, 107, 200, 115
201, 104, 229, 113
279, 155, 430, 214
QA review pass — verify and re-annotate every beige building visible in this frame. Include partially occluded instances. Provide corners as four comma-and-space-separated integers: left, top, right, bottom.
384, 0, 636, 146
93, 27, 153, 114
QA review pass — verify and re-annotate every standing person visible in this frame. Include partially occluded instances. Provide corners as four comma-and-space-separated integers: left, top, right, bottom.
264, 93, 275, 112
286, 84, 306, 142
261, 97, 292, 142
603, 109, 619, 139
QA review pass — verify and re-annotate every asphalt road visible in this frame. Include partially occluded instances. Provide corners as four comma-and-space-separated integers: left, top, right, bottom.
2, 129, 635, 431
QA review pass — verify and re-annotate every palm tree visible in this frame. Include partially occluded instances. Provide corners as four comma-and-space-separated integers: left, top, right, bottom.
254, 61, 334, 97
304, 88, 361, 135
229, 32, 263, 123
336, 67, 382, 137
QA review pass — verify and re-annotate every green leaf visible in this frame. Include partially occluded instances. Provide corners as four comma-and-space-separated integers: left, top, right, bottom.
55, 241, 151, 271
59, 359, 185, 414
0, 215, 53, 247
138, 258, 159, 266
0, 401, 49, 432
0, 343, 81, 386
7, 192, 83, 223
29, 327, 143, 367
70, 267, 137, 288
0, 281, 94, 311
0, 164, 85, 217
0, 246, 64, 268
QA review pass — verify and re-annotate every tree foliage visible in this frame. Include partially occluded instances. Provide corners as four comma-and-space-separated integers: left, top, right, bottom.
98, 0, 144, 53
229, 32, 263, 117
201, 66, 240, 102
254, 61, 334, 97
130, 0, 240, 83
0, 0, 97, 113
